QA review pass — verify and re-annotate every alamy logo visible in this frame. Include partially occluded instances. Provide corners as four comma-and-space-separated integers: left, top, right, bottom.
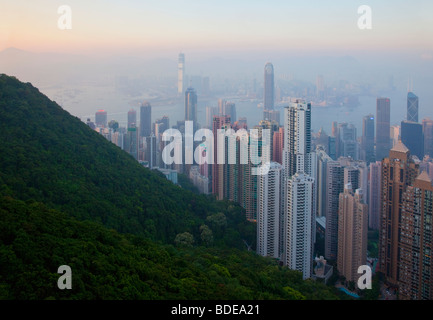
161, 121, 271, 175
357, 5, 372, 30
57, 5, 72, 30
57, 265, 72, 289
357, 265, 372, 289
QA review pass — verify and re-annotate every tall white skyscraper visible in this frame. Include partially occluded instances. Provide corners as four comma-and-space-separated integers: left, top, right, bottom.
282, 99, 315, 178
257, 162, 283, 259
282, 172, 314, 279
281, 99, 316, 279
178, 53, 185, 94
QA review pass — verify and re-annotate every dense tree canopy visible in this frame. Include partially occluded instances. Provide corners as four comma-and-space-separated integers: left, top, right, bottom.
0, 196, 338, 300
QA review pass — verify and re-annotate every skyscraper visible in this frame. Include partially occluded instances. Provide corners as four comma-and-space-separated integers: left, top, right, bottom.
407, 91, 419, 123
341, 158, 369, 192
316, 74, 325, 100
336, 122, 358, 160
316, 146, 333, 218
206, 106, 218, 128
390, 125, 401, 148
95, 110, 107, 128
361, 114, 375, 164
225, 102, 236, 124
272, 127, 284, 165
124, 126, 138, 160
337, 185, 368, 284
422, 118, 433, 157
324, 157, 367, 261
144, 134, 157, 168
264, 62, 274, 110
212, 115, 231, 199
376, 98, 391, 161
368, 161, 382, 230
328, 136, 336, 160
257, 162, 283, 259
325, 161, 345, 260
197, 143, 209, 178
282, 172, 315, 279
178, 53, 185, 95
378, 141, 419, 286
155, 115, 169, 133
263, 109, 280, 125
218, 99, 237, 124
281, 99, 316, 279
282, 100, 313, 177
399, 171, 433, 300
140, 101, 152, 138
185, 87, 197, 128
331, 121, 338, 138
127, 108, 136, 128
401, 120, 424, 160
257, 119, 278, 165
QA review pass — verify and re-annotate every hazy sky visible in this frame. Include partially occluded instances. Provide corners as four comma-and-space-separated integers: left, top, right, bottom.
1, 0, 432, 58
1, 1, 432, 132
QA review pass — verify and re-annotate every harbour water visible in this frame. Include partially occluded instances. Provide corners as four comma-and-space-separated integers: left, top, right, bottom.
43, 84, 418, 135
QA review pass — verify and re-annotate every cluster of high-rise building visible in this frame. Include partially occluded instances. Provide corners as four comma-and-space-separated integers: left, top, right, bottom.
88, 102, 171, 173
313, 90, 433, 297
376, 141, 433, 300
88, 55, 433, 298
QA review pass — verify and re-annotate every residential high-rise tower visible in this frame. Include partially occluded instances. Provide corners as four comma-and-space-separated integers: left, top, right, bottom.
337, 185, 368, 284
399, 171, 433, 300
257, 162, 283, 259
378, 141, 419, 286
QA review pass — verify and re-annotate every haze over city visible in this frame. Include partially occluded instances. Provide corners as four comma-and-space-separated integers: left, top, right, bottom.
1, 0, 432, 134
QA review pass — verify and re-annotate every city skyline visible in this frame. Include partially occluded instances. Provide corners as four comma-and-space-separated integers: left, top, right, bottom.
2, 1, 433, 302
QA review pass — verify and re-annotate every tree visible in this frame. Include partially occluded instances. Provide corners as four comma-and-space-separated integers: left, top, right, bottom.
206, 212, 227, 230
174, 232, 194, 248
200, 225, 213, 246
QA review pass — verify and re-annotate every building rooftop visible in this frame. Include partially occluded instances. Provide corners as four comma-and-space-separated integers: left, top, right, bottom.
408, 91, 418, 98
417, 171, 432, 183
391, 140, 409, 154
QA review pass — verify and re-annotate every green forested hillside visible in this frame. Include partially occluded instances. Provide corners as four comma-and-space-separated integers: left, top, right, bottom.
0, 196, 337, 300
0, 74, 338, 300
